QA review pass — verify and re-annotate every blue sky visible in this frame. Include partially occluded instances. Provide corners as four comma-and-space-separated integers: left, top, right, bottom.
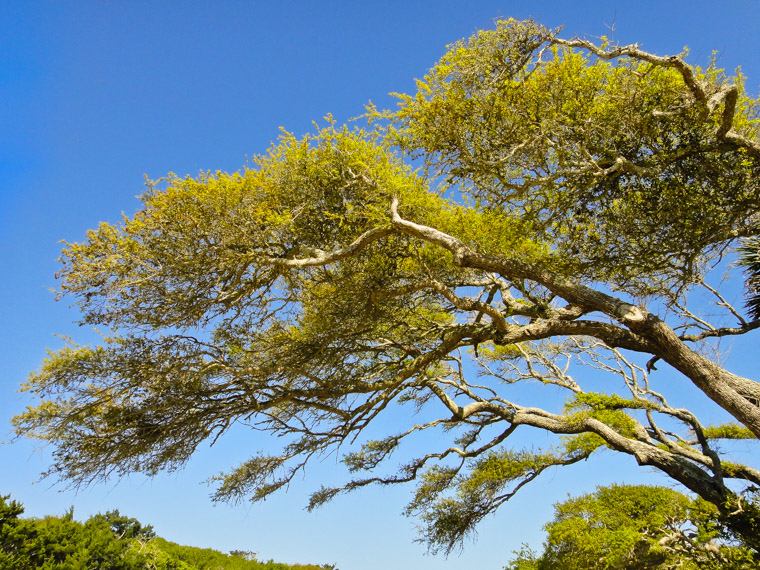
1, 1, 759, 568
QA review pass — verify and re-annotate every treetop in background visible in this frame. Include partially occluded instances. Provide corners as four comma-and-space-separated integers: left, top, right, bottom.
507, 484, 755, 569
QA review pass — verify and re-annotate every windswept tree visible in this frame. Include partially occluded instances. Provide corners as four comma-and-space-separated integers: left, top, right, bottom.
14, 19, 760, 557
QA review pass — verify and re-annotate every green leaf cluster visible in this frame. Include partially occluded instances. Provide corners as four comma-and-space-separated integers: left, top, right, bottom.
702, 423, 755, 440
564, 393, 650, 439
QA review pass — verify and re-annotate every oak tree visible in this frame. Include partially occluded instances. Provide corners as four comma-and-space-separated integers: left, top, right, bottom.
14, 19, 760, 555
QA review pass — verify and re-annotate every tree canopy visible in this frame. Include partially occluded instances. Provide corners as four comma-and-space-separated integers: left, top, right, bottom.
13, 18, 760, 559
506, 484, 754, 569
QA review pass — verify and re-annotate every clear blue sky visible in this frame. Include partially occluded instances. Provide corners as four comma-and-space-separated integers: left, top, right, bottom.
1, 1, 758, 568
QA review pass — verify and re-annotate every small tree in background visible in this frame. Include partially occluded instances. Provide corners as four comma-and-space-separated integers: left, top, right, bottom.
506, 484, 755, 569
89, 509, 156, 542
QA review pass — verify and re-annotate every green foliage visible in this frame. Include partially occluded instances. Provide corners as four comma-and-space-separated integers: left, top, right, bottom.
381, 18, 760, 294
703, 423, 756, 440
506, 485, 756, 570
738, 236, 760, 320
0, 494, 328, 570
0, 494, 147, 569
148, 537, 326, 570
89, 509, 156, 541
406, 448, 596, 555
0, 494, 28, 569
564, 393, 651, 439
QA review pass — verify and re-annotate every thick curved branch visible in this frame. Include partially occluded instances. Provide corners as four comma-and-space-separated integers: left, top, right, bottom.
390, 198, 647, 321
391, 197, 760, 437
